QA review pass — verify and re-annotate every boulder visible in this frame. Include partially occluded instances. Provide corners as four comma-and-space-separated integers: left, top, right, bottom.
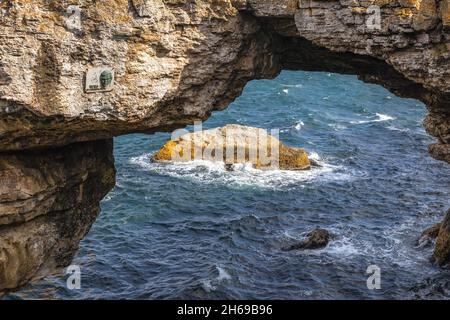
153, 124, 311, 170
282, 229, 330, 251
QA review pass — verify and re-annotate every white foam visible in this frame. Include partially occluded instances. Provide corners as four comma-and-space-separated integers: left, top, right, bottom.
103, 193, 114, 202
201, 279, 217, 292
282, 89, 289, 94
375, 113, 395, 121
327, 123, 348, 131
324, 236, 360, 257
280, 120, 304, 132
309, 151, 321, 161
377, 220, 436, 267
199, 265, 231, 293
350, 113, 395, 124
129, 153, 355, 191
282, 230, 360, 257
294, 121, 304, 131
216, 266, 231, 282
386, 126, 410, 133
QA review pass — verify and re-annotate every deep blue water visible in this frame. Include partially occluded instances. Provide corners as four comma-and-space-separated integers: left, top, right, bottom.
9, 71, 450, 299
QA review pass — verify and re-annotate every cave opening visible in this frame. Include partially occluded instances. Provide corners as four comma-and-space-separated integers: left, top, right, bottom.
12, 70, 450, 300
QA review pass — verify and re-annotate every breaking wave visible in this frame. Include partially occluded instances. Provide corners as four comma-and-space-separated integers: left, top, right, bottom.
129, 152, 356, 190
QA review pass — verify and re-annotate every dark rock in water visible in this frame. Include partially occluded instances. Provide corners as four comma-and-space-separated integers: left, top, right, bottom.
282, 228, 330, 251
433, 209, 450, 267
416, 223, 441, 248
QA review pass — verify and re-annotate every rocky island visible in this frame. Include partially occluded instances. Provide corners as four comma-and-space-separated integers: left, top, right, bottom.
153, 124, 311, 170
0, 0, 449, 292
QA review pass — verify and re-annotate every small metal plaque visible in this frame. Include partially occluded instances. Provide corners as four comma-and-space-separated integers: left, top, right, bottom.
85, 67, 114, 93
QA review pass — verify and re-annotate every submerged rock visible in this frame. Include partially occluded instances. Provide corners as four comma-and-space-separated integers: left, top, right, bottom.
417, 223, 441, 248
433, 210, 450, 267
153, 124, 311, 170
282, 229, 330, 251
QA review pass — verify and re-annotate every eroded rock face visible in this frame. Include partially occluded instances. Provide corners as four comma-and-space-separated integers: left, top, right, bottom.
0, 140, 115, 291
434, 209, 450, 267
0, 0, 448, 159
153, 124, 311, 170
0, 0, 280, 151
0, 0, 449, 291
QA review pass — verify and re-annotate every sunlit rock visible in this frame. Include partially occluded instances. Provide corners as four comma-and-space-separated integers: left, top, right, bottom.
153, 124, 311, 170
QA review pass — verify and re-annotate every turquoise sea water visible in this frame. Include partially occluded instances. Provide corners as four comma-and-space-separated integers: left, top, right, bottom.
9, 71, 450, 299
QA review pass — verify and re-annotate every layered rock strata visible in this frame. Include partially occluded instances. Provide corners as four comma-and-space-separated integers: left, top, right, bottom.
0, 140, 115, 291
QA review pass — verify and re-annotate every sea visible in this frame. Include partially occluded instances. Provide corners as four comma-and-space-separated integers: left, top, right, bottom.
8, 71, 450, 299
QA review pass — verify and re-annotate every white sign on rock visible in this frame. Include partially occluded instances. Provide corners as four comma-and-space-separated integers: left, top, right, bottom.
85, 67, 115, 93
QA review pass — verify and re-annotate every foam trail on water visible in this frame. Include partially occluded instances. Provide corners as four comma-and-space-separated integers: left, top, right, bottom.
281, 83, 303, 88
386, 126, 410, 133
375, 113, 395, 121
350, 113, 395, 124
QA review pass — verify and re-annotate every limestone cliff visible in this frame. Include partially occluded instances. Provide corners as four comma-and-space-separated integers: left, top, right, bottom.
0, 0, 449, 156
0, 140, 115, 291
0, 0, 449, 291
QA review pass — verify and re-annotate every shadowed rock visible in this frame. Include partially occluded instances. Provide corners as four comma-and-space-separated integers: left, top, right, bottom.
0, 140, 115, 292
282, 229, 330, 251
417, 223, 441, 248
433, 210, 450, 267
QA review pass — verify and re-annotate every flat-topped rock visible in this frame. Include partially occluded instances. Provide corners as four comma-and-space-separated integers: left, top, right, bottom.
153, 124, 311, 170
